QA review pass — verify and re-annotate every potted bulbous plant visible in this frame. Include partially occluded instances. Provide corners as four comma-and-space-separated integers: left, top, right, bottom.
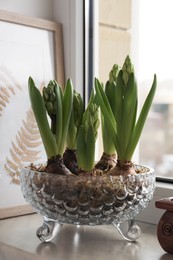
20, 56, 156, 242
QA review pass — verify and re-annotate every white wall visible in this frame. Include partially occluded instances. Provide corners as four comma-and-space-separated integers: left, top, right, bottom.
0, 0, 84, 92
0, 0, 54, 19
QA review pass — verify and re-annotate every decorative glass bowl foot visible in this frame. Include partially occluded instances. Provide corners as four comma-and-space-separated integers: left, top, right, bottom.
113, 219, 141, 241
36, 217, 141, 242
20, 164, 155, 242
36, 216, 63, 242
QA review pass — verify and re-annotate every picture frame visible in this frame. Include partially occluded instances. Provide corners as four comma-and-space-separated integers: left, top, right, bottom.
0, 10, 65, 219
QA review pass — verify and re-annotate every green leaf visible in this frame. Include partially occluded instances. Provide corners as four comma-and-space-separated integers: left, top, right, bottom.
114, 70, 125, 139
86, 125, 95, 171
54, 83, 63, 151
76, 124, 96, 172
28, 77, 58, 158
59, 79, 73, 155
73, 90, 84, 129
101, 114, 115, 155
105, 81, 116, 118
95, 78, 119, 151
76, 125, 86, 170
66, 90, 84, 150
66, 108, 77, 149
120, 73, 138, 159
125, 74, 157, 160
95, 78, 117, 133
76, 91, 99, 171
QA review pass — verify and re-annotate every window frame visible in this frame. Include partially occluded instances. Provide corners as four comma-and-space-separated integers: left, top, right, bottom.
54, 0, 85, 96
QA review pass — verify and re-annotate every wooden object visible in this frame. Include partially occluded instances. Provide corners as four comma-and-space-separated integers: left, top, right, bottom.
155, 197, 173, 254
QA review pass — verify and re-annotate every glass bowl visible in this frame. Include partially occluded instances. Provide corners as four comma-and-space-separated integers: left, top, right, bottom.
20, 164, 155, 242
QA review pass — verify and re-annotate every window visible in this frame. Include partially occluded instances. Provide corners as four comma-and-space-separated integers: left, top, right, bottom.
98, 0, 173, 180
131, 0, 173, 224
132, 0, 173, 181
98, 0, 173, 224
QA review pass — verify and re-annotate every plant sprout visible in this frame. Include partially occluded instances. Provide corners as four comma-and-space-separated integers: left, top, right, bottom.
28, 77, 73, 174
95, 64, 120, 172
28, 55, 156, 176
76, 90, 100, 172
63, 90, 84, 174
95, 55, 157, 175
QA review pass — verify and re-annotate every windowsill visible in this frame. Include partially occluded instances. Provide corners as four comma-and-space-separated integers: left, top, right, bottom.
0, 181, 172, 259
136, 180, 173, 225
0, 214, 168, 260
156, 180, 173, 192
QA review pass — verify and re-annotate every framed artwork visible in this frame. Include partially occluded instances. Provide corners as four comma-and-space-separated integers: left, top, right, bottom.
0, 10, 65, 219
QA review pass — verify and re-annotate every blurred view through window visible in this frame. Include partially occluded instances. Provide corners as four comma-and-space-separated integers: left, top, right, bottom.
134, 0, 173, 178
98, 0, 173, 178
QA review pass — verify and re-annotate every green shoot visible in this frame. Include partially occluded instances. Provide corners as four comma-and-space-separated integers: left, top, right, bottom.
95, 78, 120, 152
28, 77, 73, 158
77, 91, 100, 171
102, 64, 120, 155
124, 74, 157, 159
95, 55, 157, 162
66, 90, 84, 150
28, 55, 156, 173
28, 77, 58, 159
59, 79, 73, 155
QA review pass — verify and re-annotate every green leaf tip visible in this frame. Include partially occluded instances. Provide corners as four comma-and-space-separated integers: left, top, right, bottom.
109, 64, 120, 83
122, 55, 134, 85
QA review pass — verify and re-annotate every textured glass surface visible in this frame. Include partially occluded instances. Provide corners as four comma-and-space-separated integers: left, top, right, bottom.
20, 165, 155, 226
